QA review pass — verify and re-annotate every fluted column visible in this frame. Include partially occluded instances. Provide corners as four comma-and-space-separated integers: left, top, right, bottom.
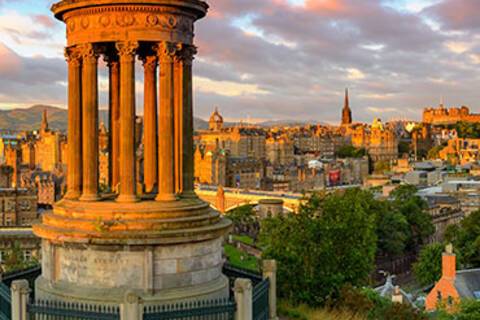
142, 55, 158, 194
156, 42, 178, 201
179, 45, 197, 197
106, 54, 120, 192
64, 46, 82, 200
174, 53, 182, 194
116, 41, 139, 203
79, 44, 99, 201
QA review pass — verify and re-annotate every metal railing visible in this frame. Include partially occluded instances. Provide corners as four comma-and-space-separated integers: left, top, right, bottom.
253, 279, 269, 320
2, 266, 41, 299
143, 298, 236, 320
0, 282, 11, 320
223, 263, 263, 287
27, 300, 120, 320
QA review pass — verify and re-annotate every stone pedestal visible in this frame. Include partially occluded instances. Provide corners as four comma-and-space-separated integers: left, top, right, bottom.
34, 198, 231, 304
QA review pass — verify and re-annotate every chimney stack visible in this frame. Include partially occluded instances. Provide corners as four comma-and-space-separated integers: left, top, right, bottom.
442, 243, 456, 280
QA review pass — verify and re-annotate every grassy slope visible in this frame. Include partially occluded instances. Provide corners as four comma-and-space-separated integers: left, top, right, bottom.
224, 244, 259, 271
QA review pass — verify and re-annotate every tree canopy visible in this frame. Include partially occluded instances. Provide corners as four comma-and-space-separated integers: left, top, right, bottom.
445, 210, 480, 268
413, 243, 445, 287
259, 189, 377, 306
335, 145, 367, 159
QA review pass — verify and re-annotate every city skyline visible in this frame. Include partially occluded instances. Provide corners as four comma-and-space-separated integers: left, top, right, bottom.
0, 0, 479, 124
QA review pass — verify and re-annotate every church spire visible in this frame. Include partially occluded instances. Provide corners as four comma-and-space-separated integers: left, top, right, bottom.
345, 88, 349, 109
341, 88, 352, 125
41, 109, 49, 133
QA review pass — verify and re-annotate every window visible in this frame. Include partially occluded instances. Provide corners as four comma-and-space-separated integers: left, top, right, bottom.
447, 296, 453, 306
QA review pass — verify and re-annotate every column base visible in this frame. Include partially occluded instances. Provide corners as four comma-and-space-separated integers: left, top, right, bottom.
79, 193, 100, 202
155, 193, 178, 202
64, 191, 81, 200
116, 194, 139, 203
35, 274, 229, 306
181, 191, 198, 199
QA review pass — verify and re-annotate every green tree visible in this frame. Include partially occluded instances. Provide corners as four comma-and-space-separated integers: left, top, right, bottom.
2, 241, 38, 273
455, 121, 480, 139
335, 145, 366, 159
376, 201, 410, 256
390, 185, 434, 250
413, 243, 445, 287
259, 189, 377, 306
374, 161, 391, 174
226, 205, 259, 237
445, 210, 480, 268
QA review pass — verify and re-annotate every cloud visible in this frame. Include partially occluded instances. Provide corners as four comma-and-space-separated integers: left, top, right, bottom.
0, 42, 66, 107
426, 0, 480, 31
0, 0, 478, 124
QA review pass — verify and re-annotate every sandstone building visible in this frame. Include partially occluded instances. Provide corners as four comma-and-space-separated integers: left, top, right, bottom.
423, 104, 480, 125
0, 188, 37, 227
351, 118, 398, 162
196, 109, 266, 160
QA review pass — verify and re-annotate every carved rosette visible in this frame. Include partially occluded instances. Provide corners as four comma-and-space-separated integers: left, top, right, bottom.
64, 46, 82, 67
116, 41, 139, 63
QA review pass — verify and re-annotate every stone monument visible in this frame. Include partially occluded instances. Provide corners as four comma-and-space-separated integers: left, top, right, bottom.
33, 0, 232, 305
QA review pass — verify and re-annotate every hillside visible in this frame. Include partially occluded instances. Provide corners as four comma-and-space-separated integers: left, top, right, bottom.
0, 105, 211, 132
0, 105, 322, 132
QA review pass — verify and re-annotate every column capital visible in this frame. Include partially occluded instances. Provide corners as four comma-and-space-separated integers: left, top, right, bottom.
156, 41, 181, 64
116, 41, 139, 62
141, 55, 158, 71
64, 46, 82, 66
176, 44, 197, 65
78, 43, 99, 64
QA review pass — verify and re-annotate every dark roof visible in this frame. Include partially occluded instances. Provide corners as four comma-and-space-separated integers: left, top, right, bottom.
455, 268, 480, 299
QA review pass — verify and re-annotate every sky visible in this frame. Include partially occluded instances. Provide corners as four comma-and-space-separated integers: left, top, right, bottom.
0, 0, 479, 124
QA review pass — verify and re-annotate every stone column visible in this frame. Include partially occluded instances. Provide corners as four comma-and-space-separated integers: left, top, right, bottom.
116, 41, 139, 203
64, 46, 82, 200
263, 260, 279, 320
174, 51, 183, 194
106, 54, 120, 192
234, 278, 253, 320
80, 44, 99, 201
120, 292, 143, 320
11, 280, 30, 320
156, 42, 177, 202
176, 45, 197, 198
142, 55, 158, 194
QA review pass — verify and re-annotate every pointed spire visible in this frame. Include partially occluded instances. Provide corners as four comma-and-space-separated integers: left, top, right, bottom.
41, 109, 49, 132
341, 88, 352, 125
345, 88, 349, 109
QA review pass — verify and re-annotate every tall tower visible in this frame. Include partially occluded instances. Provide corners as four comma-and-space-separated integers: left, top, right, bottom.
341, 88, 352, 126
33, 0, 231, 306
40, 109, 49, 133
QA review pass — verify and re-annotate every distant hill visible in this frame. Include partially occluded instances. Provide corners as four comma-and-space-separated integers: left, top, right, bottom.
0, 105, 325, 132
0, 105, 110, 132
0, 105, 222, 132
